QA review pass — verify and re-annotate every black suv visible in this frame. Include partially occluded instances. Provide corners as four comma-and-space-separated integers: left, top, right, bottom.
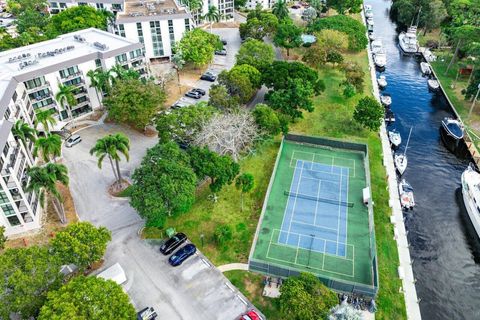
160, 233, 187, 255
200, 72, 216, 82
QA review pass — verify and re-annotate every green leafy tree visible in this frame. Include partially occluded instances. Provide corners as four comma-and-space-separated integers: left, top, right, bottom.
208, 84, 240, 111
273, 20, 303, 57
171, 48, 186, 90
130, 142, 197, 227
326, 0, 362, 14
45, 6, 111, 37
33, 133, 62, 162
51, 222, 111, 270
35, 108, 57, 133
0, 246, 63, 319
239, 11, 279, 40
231, 64, 262, 88
308, 15, 367, 52
55, 84, 76, 121
341, 61, 365, 92
111, 64, 140, 82
279, 273, 338, 320
204, 5, 221, 33
184, 0, 202, 23
272, 0, 289, 20
0, 226, 6, 250
6, 0, 48, 15
104, 79, 166, 129
235, 173, 254, 210
303, 29, 348, 67
26, 163, 69, 224
353, 96, 384, 131
16, 8, 49, 33
252, 103, 283, 137
156, 103, 217, 143
236, 39, 275, 72
90, 133, 130, 186
266, 78, 315, 119
218, 68, 256, 104
342, 83, 356, 98
262, 61, 325, 94
189, 147, 240, 194
38, 276, 136, 320
12, 119, 37, 155
213, 224, 233, 244
177, 28, 221, 67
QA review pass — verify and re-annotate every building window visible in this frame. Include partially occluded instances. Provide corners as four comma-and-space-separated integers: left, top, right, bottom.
96, 3, 104, 9
59, 2, 67, 8
51, 2, 58, 8
150, 21, 164, 57
7, 215, 21, 226
78, 2, 87, 5
185, 18, 190, 31
29, 88, 50, 101
112, 3, 122, 10
24, 77, 46, 90
95, 59, 102, 69
0, 190, 8, 205
2, 203, 16, 217
168, 20, 175, 50
118, 24, 126, 37
63, 77, 82, 87
130, 49, 143, 59
32, 98, 54, 110
136, 22, 144, 44
59, 65, 80, 79
4, 107, 10, 120
115, 53, 128, 64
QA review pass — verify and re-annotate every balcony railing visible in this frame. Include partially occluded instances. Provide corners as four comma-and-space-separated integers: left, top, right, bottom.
25, 81, 50, 93
60, 70, 82, 81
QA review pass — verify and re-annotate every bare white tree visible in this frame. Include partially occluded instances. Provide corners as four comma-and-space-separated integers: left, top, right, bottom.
193, 111, 259, 161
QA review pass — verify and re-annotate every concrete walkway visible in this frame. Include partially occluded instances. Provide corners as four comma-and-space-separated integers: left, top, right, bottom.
362, 8, 422, 320
218, 263, 249, 273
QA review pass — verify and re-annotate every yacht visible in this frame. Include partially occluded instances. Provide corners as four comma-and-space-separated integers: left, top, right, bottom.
364, 4, 373, 18
420, 62, 432, 75
388, 129, 401, 148
440, 117, 464, 153
377, 75, 387, 88
395, 153, 407, 175
374, 51, 387, 68
398, 179, 415, 210
367, 19, 374, 33
371, 39, 383, 54
428, 79, 440, 91
461, 164, 480, 238
380, 94, 392, 106
399, 26, 419, 54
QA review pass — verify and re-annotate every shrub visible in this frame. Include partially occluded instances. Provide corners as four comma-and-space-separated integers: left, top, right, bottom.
214, 224, 233, 245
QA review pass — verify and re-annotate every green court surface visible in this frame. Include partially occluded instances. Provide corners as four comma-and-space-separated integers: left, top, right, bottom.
249, 136, 378, 294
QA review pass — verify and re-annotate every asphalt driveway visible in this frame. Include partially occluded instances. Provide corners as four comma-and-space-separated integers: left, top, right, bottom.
63, 123, 256, 320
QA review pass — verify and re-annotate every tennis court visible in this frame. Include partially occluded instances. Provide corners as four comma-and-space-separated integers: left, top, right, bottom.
249, 135, 378, 296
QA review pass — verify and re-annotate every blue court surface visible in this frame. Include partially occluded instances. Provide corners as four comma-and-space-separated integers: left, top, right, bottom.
278, 160, 349, 258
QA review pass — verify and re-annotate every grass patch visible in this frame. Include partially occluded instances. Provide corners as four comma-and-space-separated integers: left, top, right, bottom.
116, 185, 133, 198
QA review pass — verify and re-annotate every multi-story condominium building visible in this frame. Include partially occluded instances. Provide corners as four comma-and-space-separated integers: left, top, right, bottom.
0, 28, 147, 237
47, 0, 124, 14
244, 0, 274, 9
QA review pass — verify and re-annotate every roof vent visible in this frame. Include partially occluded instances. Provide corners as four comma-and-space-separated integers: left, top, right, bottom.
74, 35, 86, 42
93, 42, 108, 51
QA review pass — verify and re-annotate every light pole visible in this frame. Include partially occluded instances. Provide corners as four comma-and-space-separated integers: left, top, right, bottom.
468, 83, 480, 119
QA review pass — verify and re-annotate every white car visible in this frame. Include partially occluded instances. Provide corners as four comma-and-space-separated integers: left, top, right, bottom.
65, 134, 81, 148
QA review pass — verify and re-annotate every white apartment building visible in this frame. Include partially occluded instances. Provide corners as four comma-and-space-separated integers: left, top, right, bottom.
47, 0, 124, 14
0, 28, 147, 237
244, 0, 274, 10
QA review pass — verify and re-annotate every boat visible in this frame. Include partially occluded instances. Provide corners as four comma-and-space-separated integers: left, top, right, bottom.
380, 94, 392, 106
364, 4, 373, 18
420, 62, 431, 75
385, 108, 395, 123
428, 79, 440, 91
398, 179, 415, 210
377, 75, 387, 88
440, 117, 464, 153
374, 51, 387, 68
388, 129, 401, 147
394, 127, 412, 175
371, 39, 383, 54
399, 26, 419, 54
367, 19, 374, 33
461, 164, 480, 238
369, 33, 376, 41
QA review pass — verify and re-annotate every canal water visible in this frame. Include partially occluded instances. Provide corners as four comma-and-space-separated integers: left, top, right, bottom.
366, 1, 480, 319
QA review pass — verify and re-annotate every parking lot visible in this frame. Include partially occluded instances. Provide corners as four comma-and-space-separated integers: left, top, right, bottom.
62, 123, 257, 320
173, 28, 241, 107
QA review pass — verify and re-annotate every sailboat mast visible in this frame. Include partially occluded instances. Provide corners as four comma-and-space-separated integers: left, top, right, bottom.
404, 127, 413, 156
415, 6, 422, 27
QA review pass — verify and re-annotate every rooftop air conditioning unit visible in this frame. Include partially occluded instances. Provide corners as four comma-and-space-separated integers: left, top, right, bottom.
74, 35, 86, 42
93, 42, 108, 51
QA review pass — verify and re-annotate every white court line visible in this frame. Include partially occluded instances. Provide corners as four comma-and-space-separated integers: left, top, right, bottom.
291, 219, 337, 232
335, 168, 343, 256
266, 228, 276, 260
286, 160, 305, 244
294, 235, 301, 264
344, 167, 350, 254
313, 180, 322, 226
322, 240, 327, 269
279, 160, 302, 243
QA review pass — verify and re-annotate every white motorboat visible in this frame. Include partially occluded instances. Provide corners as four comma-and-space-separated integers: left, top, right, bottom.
385, 108, 395, 123
367, 19, 374, 33
399, 26, 419, 54
369, 33, 376, 41
420, 62, 432, 75
380, 94, 392, 106
388, 129, 401, 147
428, 79, 440, 91
374, 51, 387, 68
377, 75, 387, 88
364, 4, 373, 18
398, 179, 415, 210
394, 127, 412, 175
440, 117, 464, 153
371, 39, 383, 54
462, 164, 480, 238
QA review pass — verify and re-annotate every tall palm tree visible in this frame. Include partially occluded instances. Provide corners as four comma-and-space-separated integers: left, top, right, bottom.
96, 69, 115, 96
204, 6, 220, 33
86, 69, 102, 106
89, 133, 130, 186
33, 134, 62, 163
12, 120, 37, 150
34, 109, 57, 134
110, 64, 126, 83
26, 163, 69, 224
272, 0, 289, 20
55, 84, 76, 121
185, 0, 202, 24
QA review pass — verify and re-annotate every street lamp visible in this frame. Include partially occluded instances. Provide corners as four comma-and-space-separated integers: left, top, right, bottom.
468, 83, 480, 118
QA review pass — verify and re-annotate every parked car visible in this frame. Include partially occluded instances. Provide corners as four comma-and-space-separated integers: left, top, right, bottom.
168, 244, 196, 266
185, 90, 202, 99
160, 233, 187, 255
137, 307, 157, 320
215, 49, 227, 56
65, 134, 82, 148
239, 310, 261, 320
221, 39, 227, 45
200, 72, 216, 82
192, 88, 206, 96
171, 101, 190, 109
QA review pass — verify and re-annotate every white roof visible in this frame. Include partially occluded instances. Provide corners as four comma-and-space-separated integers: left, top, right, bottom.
97, 262, 127, 285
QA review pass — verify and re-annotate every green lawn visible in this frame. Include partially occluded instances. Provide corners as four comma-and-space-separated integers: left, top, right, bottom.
144, 50, 406, 319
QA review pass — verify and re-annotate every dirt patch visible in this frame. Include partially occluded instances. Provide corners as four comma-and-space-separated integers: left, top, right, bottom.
108, 179, 131, 197
86, 109, 105, 121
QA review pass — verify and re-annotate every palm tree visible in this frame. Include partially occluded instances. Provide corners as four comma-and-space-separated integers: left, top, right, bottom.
12, 120, 37, 154
272, 0, 289, 20
33, 134, 62, 162
55, 84, 76, 121
185, 0, 202, 24
86, 69, 103, 106
110, 64, 126, 83
204, 6, 220, 33
34, 109, 57, 134
89, 133, 130, 186
26, 163, 69, 224
96, 69, 115, 96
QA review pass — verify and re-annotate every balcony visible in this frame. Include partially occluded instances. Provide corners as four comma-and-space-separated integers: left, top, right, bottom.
72, 98, 90, 110
25, 81, 50, 93
74, 88, 88, 98
60, 70, 83, 81
29, 91, 52, 103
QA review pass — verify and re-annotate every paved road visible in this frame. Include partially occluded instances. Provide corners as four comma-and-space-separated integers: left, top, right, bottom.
63, 123, 255, 320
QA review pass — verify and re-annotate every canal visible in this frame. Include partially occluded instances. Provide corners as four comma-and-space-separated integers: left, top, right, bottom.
366, 0, 480, 319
